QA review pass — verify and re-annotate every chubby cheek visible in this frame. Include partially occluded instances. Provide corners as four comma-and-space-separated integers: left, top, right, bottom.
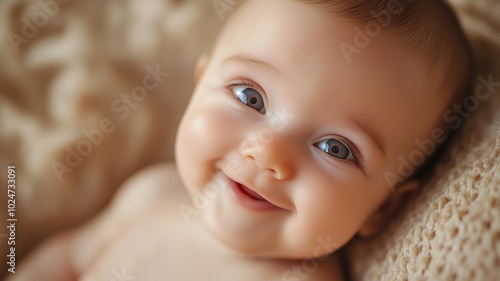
176, 100, 240, 191
293, 170, 377, 253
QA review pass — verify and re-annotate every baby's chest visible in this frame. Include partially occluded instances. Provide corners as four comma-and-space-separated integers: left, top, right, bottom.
79, 212, 293, 281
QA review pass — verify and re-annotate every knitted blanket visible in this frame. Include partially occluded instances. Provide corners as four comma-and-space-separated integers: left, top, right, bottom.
346, 1, 500, 280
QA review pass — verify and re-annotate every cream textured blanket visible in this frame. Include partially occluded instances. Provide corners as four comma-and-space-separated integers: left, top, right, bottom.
0, 0, 498, 279
346, 1, 500, 280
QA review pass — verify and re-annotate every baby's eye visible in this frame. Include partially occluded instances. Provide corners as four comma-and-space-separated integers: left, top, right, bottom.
314, 139, 355, 161
232, 86, 266, 114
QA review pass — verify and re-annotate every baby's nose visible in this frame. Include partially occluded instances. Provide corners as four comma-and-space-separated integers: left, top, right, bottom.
239, 131, 295, 180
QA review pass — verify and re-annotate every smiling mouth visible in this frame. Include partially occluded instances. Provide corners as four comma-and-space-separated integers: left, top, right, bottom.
237, 182, 267, 201
226, 176, 283, 212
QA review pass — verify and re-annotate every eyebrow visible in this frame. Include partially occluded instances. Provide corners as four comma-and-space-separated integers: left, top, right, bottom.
224, 55, 386, 156
350, 118, 386, 156
223, 55, 280, 74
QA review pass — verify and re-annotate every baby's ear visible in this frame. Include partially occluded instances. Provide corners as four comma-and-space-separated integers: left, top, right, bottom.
194, 53, 209, 83
357, 180, 419, 237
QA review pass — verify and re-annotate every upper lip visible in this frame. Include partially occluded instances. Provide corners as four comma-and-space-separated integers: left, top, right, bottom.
235, 180, 267, 201
226, 174, 286, 210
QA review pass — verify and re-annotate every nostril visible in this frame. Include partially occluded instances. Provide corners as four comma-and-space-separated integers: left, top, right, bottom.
267, 167, 289, 180
245, 155, 256, 161
267, 168, 278, 177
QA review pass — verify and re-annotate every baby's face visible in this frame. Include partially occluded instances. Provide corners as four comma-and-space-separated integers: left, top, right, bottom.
176, 0, 449, 258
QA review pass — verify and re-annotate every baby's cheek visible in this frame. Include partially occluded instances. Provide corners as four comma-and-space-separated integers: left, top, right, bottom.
294, 173, 373, 248
177, 103, 242, 175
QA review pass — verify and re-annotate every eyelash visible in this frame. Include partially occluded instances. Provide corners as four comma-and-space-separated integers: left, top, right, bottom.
226, 78, 262, 92
224, 78, 364, 169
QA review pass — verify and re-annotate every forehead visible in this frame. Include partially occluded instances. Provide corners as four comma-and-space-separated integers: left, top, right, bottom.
209, 0, 449, 153
214, 0, 440, 99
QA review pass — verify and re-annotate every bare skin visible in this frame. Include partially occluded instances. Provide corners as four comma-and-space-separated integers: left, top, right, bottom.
9, 163, 342, 281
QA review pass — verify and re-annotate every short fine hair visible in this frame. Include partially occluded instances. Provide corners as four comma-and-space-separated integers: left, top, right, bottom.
298, 0, 474, 103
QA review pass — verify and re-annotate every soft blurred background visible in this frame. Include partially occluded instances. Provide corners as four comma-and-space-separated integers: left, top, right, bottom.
0, 0, 499, 280
0, 0, 224, 277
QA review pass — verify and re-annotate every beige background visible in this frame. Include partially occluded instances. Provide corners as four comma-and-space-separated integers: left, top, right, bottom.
0, 0, 223, 276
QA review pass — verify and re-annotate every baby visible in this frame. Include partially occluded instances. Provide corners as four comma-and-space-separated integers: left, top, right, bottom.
10, 0, 473, 280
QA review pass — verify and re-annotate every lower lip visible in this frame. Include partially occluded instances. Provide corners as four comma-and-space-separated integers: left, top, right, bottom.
226, 176, 282, 212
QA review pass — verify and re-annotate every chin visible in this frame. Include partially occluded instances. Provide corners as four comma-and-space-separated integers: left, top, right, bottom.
200, 207, 279, 258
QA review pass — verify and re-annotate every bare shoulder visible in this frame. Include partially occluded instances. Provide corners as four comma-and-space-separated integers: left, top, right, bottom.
13, 163, 187, 280
108, 162, 189, 218
70, 162, 189, 273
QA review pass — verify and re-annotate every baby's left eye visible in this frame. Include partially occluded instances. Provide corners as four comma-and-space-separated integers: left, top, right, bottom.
314, 139, 355, 161
232, 86, 266, 114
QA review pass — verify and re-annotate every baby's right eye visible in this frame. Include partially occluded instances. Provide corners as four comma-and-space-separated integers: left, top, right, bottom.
314, 139, 355, 161
232, 86, 266, 114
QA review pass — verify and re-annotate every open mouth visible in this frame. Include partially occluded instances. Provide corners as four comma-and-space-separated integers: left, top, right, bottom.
226, 176, 282, 212
237, 182, 267, 201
